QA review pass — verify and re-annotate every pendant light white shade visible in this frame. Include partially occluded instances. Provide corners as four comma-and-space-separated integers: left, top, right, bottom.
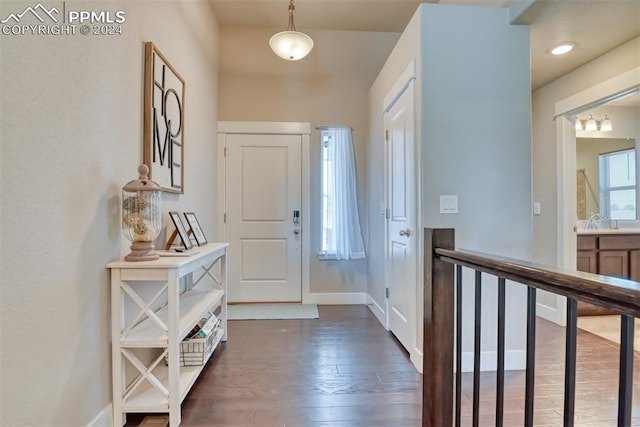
270, 0, 313, 61
585, 115, 597, 132
269, 30, 314, 61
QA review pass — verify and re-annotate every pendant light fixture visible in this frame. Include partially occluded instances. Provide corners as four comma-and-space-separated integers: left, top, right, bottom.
269, 0, 314, 61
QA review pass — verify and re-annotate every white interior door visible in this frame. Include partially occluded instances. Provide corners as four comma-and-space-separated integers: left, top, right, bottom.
385, 79, 416, 353
225, 133, 302, 303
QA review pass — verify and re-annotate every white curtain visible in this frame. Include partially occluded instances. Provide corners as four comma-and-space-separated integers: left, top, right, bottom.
324, 127, 365, 260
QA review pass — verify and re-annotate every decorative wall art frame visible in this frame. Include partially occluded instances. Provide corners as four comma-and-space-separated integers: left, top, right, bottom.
167, 211, 193, 250
144, 42, 185, 194
184, 212, 208, 246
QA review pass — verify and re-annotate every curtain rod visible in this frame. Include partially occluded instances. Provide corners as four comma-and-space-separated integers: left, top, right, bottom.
315, 125, 354, 131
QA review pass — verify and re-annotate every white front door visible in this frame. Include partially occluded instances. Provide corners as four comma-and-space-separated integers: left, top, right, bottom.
224, 133, 302, 302
385, 78, 416, 353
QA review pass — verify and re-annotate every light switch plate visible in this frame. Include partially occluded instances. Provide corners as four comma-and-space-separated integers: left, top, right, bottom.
440, 195, 458, 214
533, 202, 541, 216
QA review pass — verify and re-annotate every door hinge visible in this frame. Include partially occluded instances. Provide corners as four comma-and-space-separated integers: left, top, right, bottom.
385, 130, 389, 142
224, 147, 227, 157
385, 287, 389, 298
224, 213, 227, 223
385, 208, 390, 220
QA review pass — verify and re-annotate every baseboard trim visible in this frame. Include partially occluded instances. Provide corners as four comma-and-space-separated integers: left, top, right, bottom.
87, 404, 113, 427
306, 292, 367, 305
537, 301, 566, 326
460, 350, 526, 372
366, 295, 387, 328
411, 349, 423, 374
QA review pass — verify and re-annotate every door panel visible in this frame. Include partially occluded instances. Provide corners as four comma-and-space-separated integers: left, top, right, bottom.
599, 250, 629, 278
241, 146, 288, 221
241, 239, 287, 280
389, 241, 409, 322
630, 250, 640, 281
226, 133, 302, 302
386, 79, 416, 353
576, 251, 597, 274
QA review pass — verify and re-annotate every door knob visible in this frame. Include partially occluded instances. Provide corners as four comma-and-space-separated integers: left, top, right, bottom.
399, 229, 412, 237
293, 229, 301, 235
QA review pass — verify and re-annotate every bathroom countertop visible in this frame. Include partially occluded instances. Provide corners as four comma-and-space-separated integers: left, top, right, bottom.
577, 228, 640, 235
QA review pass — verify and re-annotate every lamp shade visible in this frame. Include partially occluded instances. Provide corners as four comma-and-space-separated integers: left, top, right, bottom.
269, 30, 314, 61
600, 115, 613, 132
585, 115, 597, 132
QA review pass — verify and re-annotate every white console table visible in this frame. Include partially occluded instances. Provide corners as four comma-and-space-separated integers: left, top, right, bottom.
107, 243, 228, 426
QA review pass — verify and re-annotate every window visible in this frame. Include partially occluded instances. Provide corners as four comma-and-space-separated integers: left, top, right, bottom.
320, 127, 365, 260
599, 148, 637, 220
321, 132, 335, 254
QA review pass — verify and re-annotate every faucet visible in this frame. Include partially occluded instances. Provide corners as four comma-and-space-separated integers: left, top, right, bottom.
586, 212, 602, 230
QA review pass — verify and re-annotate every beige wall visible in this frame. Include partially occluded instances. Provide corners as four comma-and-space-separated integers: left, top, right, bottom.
0, 1, 219, 425
218, 26, 399, 296
532, 36, 640, 266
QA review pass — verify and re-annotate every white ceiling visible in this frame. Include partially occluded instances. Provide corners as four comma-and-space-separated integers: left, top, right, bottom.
210, 0, 640, 90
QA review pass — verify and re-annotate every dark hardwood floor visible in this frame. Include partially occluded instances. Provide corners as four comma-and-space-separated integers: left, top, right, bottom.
125, 305, 639, 427
459, 313, 640, 426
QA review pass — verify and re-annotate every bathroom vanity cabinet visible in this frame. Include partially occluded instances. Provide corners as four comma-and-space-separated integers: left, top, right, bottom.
577, 233, 640, 315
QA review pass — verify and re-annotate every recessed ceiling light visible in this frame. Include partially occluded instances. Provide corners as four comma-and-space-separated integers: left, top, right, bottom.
549, 42, 576, 56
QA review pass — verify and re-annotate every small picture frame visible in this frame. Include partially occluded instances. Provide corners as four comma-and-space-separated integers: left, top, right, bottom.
184, 212, 208, 246
169, 211, 193, 250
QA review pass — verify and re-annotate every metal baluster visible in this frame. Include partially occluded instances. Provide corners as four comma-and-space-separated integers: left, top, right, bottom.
456, 265, 462, 427
564, 298, 577, 427
473, 270, 482, 427
618, 315, 634, 427
496, 277, 506, 427
524, 287, 536, 427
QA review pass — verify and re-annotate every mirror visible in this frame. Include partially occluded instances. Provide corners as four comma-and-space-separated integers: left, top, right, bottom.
576, 137, 637, 220
574, 90, 640, 221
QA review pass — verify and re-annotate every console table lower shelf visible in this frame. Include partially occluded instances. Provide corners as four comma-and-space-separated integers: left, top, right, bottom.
122, 328, 224, 413
107, 242, 228, 426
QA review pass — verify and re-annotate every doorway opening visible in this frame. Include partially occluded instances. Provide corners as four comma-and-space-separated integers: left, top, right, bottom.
549, 67, 640, 326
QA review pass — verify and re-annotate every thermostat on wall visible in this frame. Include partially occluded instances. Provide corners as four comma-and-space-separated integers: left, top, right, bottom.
440, 195, 458, 214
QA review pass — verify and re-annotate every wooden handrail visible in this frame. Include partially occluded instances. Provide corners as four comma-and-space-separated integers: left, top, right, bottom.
435, 247, 640, 317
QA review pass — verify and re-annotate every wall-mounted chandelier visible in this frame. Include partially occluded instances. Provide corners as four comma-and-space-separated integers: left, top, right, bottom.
575, 114, 613, 132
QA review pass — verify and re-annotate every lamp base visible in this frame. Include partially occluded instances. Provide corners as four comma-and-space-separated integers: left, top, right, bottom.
125, 241, 159, 262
